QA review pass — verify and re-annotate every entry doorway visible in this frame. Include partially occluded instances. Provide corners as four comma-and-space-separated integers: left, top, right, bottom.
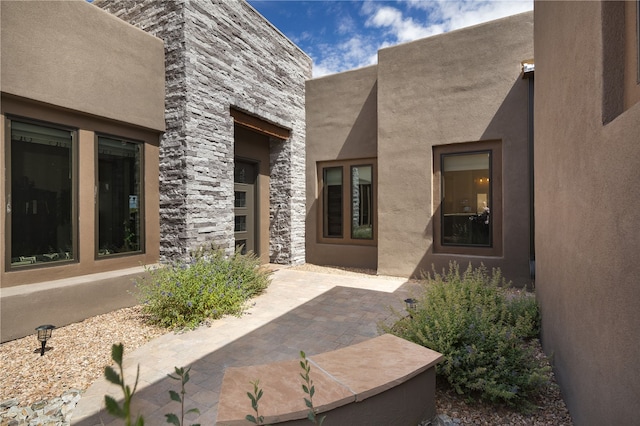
234, 161, 257, 255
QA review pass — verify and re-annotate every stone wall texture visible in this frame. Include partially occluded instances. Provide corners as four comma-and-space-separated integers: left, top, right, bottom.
95, 0, 310, 264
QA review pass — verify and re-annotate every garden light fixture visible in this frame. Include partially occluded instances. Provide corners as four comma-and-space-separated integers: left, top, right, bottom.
404, 298, 417, 311
35, 324, 55, 356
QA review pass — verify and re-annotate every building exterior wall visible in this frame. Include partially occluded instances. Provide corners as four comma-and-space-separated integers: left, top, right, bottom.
306, 66, 378, 269
377, 12, 533, 282
97, 0, 311, 265
534, 1, 640, 424
306, 13, 533, 283
0, 0, 165, 132
0, 0, 164, 341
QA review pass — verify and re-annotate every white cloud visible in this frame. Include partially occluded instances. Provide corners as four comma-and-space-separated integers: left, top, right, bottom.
406, 0, 533, 34
366, 5, 436, 42
311, 0, 533, 77
312, 35, 379, 77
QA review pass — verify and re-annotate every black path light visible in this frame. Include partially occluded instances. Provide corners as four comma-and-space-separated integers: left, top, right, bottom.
35, 324, 55, 356
404, 298, 417, 311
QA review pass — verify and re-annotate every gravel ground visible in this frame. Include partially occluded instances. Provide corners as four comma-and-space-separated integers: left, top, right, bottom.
1, 265, 573, 425
0, 306, 165, 409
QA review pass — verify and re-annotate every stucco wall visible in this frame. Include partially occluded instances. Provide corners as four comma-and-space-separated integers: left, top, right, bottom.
376, 12, 533, 282
534, 1, 640, 424
0, 0, 165, 132
97, 0, 311, 264
306, 66, 378, 269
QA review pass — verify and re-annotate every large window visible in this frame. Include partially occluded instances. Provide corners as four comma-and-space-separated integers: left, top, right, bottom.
441, 152, 492, 246
8, 120, 75, 267
320, 160, 375, 244
97, 136, 143, 256
434, 142, 502, 255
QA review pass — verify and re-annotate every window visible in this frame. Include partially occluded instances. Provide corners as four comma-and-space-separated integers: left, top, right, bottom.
350, 165, 373, 239
97, 135, 143, 256
7, 119, 76, 267
434, 142, 502, 256
323, 167, 343, 237
319, 160, 375, 244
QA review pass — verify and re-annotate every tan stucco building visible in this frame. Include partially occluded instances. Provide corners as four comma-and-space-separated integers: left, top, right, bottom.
2, 0, 639, 423
534, 1, 640, 424
1, 0, 310, 342
1, 1, 165, 342
306, 12, 534, 285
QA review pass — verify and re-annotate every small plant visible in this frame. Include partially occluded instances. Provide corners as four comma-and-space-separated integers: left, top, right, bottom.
135, 244, 271, 329
299, 351, 325, 425
386, 262, 549, 410
104, 343, 144, 426
166, 366, 200, 426
246, 379, 266, 425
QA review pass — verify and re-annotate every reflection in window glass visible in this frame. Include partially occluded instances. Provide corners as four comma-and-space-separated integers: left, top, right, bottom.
442, 152, 491, 246
323, 167, 343, 237
10, 121, 74, 267
351, 165, 373, 239
98, 136, 142, 255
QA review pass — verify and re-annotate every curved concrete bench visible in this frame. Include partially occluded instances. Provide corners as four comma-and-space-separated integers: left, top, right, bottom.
215, 334, 443, 425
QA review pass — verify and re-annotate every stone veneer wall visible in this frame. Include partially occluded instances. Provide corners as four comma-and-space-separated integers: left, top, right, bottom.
95, 0, 310, 264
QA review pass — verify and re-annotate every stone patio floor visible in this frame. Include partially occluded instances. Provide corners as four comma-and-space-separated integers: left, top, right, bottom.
71, 267, 420, 425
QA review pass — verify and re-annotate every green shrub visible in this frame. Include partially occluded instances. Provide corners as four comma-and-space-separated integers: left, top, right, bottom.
388, 262, 549, 410
135, 245, 271, 329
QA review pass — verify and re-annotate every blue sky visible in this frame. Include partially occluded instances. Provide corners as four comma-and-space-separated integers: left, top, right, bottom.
247, 0, 532, 77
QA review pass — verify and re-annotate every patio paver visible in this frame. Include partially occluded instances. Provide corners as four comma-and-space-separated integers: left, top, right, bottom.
71, 267, 420, 425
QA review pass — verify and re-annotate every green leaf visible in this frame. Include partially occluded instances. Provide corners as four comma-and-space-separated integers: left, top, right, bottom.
104, 366, 121, 386
111, 343, 124, 365
169, 390, 182, 402
186, 408, 200, 415
134, 415, 145, 426
167, 374, 180, 381
300, 350, 306, 358
309, 386, 315, 398
307, 411, 315, 421
246, 414, 257, 424
256, 389, 263, 400
302, 384, 309, 394
104, 395, 124, 418
304, 398, 313, 408
165, 413, 180, 426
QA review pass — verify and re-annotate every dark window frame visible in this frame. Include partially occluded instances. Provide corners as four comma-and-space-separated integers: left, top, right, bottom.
433, 141, 502, 257
95, 133, 145, 259
4, 116, 79, 271
318, 159, 377, 246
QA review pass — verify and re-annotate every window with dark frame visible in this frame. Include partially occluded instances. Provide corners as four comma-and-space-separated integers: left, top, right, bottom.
7, 119, 76, 268
97, 135, 143, 256
323, 167, 343, 238
441, 151, 492, 247
350, 164, 373, 240
434, 141, 502, 257
320, 161, 375, 244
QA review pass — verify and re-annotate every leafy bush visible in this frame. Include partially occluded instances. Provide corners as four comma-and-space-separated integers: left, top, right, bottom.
388, 262, 549, 410
135, 245, 271, 329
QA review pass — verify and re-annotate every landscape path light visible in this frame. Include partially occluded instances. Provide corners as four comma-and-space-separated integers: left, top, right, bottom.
35, 324, 55, 356
404, 298, 417, 318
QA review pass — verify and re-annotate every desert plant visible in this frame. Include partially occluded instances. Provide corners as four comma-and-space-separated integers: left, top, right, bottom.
299, 351, 325, 425
135, 245, 271, 329
166, 366, 200, 426
387, 262, 549, 410
104, 343, 144, 426
246, 379, 266, 425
